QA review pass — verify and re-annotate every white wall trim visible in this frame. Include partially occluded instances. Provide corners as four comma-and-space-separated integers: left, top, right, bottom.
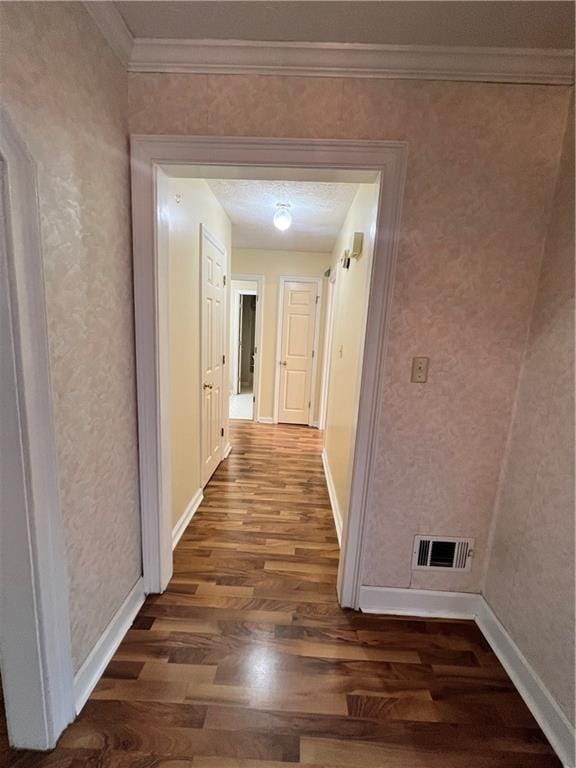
257, 416, 274, 424
223, 442, 232, 459
321, 449, 343, 546
73, 577, 145, 714
84, 1, 134, 67
358, 585, 481, 619
82, 6, 575, 86
318, 271, 337, 432
171, 489, 203, 550
0, 110, 76, 749
128, 38, 574, 85
476, 600, 575, 768
356, 586, 574, 767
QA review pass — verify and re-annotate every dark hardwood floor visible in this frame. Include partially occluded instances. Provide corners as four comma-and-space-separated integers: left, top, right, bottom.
2, 422, 561, 766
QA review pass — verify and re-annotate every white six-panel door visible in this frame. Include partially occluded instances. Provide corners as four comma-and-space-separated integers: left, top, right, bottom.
277, 280, 319, 425
200, 225, 226, 486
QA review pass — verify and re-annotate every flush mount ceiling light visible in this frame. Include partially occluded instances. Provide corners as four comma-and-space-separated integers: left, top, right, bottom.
273, 203, 292, 231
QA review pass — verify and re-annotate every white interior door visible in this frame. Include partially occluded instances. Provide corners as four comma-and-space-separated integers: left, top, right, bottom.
277, 280, 318, 425
200, 225, 226, 486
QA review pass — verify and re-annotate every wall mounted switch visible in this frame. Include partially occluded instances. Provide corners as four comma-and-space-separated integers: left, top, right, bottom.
411, 356, 429, 383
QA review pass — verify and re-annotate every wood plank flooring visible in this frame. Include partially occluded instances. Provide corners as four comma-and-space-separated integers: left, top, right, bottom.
2, 422, 561, 766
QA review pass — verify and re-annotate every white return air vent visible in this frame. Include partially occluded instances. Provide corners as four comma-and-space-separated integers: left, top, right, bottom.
412, 536, 474, 572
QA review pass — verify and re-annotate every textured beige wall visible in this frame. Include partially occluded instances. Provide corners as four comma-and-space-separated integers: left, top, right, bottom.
167, 178, 232, 528
1, 3, 141, 670
130, 73, 570, 593
231, 249, 331, 422
324, 184, 379, 523
484, 102, 575, 723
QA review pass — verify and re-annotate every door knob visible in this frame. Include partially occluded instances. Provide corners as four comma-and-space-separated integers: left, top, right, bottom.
280, 360, 287, 366
203, 383, 213, 390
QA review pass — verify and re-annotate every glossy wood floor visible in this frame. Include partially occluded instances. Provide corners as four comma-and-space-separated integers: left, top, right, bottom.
3, 422, 561, 767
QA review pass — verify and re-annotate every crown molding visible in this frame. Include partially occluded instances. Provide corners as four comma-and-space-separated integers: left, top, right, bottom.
128, 38, 574, 85
83, 3, 574, 86
84, 1, 134, 67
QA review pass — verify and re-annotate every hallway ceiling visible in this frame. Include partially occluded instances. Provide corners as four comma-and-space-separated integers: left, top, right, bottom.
116, 2, 574, 49
206, 179, 360, 252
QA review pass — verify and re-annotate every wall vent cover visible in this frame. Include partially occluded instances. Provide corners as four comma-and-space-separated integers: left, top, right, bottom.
412, 536, 474, 572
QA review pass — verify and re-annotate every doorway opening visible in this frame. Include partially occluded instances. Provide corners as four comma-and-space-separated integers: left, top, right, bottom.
230, 276, 263, 421
131, 138, 407, 608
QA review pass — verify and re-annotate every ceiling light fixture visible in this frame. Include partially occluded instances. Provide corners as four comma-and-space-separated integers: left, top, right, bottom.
273, 203, 292, 231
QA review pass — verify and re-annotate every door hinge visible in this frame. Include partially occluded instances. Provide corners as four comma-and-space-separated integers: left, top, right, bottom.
222, 354, 226, 365
221, 427, 224, 437
315, 295, 319, 304
223, 275, 227, 286
311, 349, 315, 358
308, 401, 311, 409
254, 346, 257, 354
253, 396, 255, 403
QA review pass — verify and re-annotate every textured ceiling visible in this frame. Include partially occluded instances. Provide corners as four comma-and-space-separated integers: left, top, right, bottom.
116, 2, 574, 49
206, 179, 360, 252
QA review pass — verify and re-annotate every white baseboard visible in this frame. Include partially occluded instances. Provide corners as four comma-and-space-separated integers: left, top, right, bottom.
356, 585, 574, 767
73, 577, 145, 713
223, 442, 232, 459
321, 449, 343, 546
172, 488, 203, 549
257, 416, 274, 424
358, 585, 481, 619
476, 600, 575, 768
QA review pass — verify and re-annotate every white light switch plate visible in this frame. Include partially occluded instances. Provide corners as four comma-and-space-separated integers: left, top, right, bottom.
411, 356, 429, 383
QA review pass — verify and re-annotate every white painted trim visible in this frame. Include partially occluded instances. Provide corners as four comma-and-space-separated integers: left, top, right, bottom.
273, 275, 323, 426
318, 271, 336, 432
321, 449, 343, 546
358, 586, 481, 619
355, 586, 574, 767
0, 110, 76, 749
127, 38, 573, 85
84, 1, 134, 67
130, 135, 407, 619
230, 273, 264, 422
171, 489, 203, 550
337, 153, 406, 611
257, 416, 274, 424
134, 167, 173, 595
223, 442, 232, 458
477, 600, 575, 768
73, 578, 145, 714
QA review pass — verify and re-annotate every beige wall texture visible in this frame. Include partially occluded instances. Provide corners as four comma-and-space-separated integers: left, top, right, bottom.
130, 73, 570, 597
484, 103, 575, 724
231, 249, 331, 422
1, 2, 141, 671
167, 178, 231, 528
323, 184, 379, 524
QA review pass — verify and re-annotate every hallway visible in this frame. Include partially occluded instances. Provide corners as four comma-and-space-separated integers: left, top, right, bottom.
3, 422, 561, 766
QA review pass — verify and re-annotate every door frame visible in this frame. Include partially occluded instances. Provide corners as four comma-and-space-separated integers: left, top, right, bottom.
130, 135, 407, 606
231, 273, 264, 422
199, 224, 228, 486
0, 110, 76, 749
318, 267, 337, 431
273, 275, 323, 427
